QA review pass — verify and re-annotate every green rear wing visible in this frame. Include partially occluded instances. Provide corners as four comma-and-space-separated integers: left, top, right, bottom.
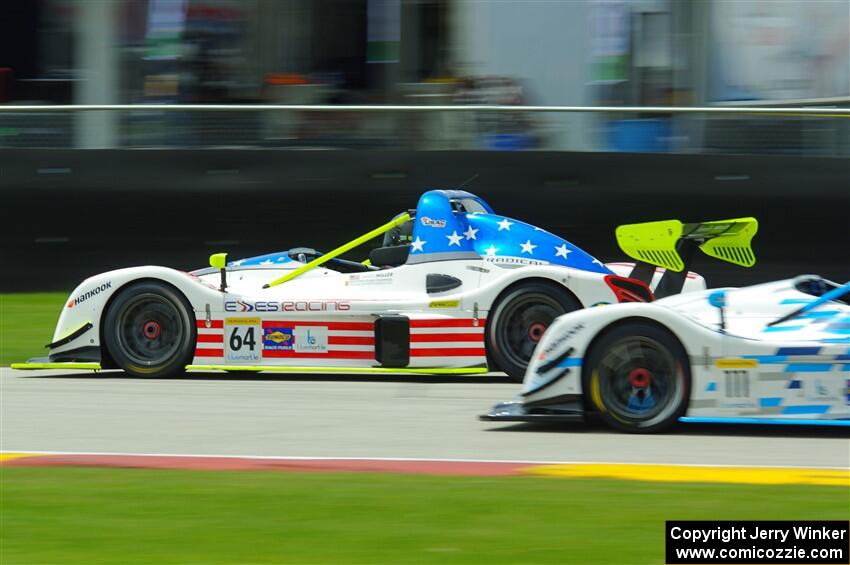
615, 217, 757, 298
615, 217, 758, 272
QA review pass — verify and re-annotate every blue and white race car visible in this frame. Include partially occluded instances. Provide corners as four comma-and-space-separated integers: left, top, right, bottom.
14, 190, 747, 380
484, 275, 850, 431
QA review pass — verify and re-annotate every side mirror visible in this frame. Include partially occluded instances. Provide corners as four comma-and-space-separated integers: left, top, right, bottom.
708, 290, 726, 333
209, 253, 227, 269
707, 290, 725, 309
209, 253, 228, 291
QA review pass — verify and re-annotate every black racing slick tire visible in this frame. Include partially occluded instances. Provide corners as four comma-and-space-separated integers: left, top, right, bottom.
583, 322, 690, 433
103, 281, 196, 378
486, 282, 580, 382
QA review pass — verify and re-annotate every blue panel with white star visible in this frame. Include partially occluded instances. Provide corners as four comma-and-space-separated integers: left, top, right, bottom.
408, 190, 611, 274
228, 251, 294, 267
408, 191, 478, 256
466, 214, 611, 273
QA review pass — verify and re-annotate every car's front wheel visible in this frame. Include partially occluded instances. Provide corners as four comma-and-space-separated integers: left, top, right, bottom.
486, 281, 580, 382
103, 281, 196, 377
584, 322, 689, 433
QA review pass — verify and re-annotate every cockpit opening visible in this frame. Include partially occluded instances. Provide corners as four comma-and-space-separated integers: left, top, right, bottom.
368, 209, 416, 268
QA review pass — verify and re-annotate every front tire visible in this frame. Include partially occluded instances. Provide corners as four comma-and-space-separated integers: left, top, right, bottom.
486, 281, 580, 382
103, 281, 196, 378
583, 322, 689, 433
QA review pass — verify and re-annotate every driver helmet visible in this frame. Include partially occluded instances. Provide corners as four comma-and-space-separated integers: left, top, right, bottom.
382, 210, 416, 247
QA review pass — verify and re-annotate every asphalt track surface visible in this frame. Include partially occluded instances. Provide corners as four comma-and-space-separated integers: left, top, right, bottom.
2, 368, 848, 468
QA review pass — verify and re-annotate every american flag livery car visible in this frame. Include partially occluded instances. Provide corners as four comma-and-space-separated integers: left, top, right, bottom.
15, 190, 751, 380
484, 276, 850, 431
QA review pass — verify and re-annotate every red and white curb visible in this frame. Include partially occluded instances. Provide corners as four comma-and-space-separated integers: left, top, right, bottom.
2, 451, 847, 486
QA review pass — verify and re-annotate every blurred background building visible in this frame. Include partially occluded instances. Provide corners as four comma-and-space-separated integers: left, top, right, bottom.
1, 0, 848, 153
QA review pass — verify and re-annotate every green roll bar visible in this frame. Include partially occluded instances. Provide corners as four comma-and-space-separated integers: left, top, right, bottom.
263, 212, 412, 289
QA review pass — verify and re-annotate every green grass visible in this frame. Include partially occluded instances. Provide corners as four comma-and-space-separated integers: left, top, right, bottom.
0, 292, 68, 365
1, 468, 847, 564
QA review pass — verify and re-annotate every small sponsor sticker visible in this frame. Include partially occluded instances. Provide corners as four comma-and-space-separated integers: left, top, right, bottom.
346, 272, 394, 287
294, 326, 328, 354
714, 359, 759, 369
263, 327, 294, 351
429, 300, 460, 309
67, 281, 112, 308
804, 378, 837, 401
225, 317, 261, 325
483, 256, 547, 266
542, 323, 585, 355
419, 216, 447, 228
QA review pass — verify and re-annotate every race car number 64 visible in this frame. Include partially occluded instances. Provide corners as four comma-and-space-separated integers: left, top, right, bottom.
224, 317, 262, 363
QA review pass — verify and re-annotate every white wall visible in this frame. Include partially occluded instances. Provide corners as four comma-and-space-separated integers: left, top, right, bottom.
451, 0, 595, 150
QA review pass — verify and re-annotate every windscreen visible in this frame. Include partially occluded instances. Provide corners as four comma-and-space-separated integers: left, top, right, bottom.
794, 276, 850, 305
452, 198, 489, 214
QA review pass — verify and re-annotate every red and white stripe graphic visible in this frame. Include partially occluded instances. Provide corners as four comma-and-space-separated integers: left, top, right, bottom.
409, 318, 485, 359
192, 317, 487, 365
195, 319, 224, 358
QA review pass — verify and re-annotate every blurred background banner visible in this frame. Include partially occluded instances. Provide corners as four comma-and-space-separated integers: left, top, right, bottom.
0, 0, 846, 153
368, 0, 401, 64
145, 0, 188, 61
707, 0, 850, 103
590, 0, 630, 85
0, 1, 847, 291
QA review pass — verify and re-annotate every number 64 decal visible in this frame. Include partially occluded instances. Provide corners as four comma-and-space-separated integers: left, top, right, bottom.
224, 317, 262, 363
229, 326, 257, 351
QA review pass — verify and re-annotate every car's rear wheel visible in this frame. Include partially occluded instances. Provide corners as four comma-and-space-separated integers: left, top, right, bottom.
584, 322, 689, 433
486, 281, 580, 382
103, 281, 196, 378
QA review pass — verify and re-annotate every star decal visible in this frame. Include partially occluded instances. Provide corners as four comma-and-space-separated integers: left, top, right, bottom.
446, 231, 463, 246
463, 225, 478, 240
411, 236, 427, 252
520, 240, 537, 254
592, 258, 605, 267
231, 259, 246, 266
497, 218, 513, 231
554, 244, 571, 259
484, 244, 498, 257
260, 259, 275, 265
277, 256, 288, 262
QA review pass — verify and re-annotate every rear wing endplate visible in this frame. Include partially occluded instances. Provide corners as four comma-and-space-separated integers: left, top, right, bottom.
615, 217, 757, 297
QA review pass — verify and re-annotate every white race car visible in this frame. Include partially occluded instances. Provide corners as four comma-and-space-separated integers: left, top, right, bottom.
483, 275, 850, 431
14, 190, 750, 380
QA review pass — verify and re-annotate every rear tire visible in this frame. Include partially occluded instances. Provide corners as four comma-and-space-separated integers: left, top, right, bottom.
486, 282, 580, 382
583, 322, 689, 433
103, 281, 196, 378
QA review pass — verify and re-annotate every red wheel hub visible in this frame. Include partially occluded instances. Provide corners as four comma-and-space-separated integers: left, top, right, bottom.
528, 322, 547, 342
628, 367, 651, 388
143, 320, 161, 340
